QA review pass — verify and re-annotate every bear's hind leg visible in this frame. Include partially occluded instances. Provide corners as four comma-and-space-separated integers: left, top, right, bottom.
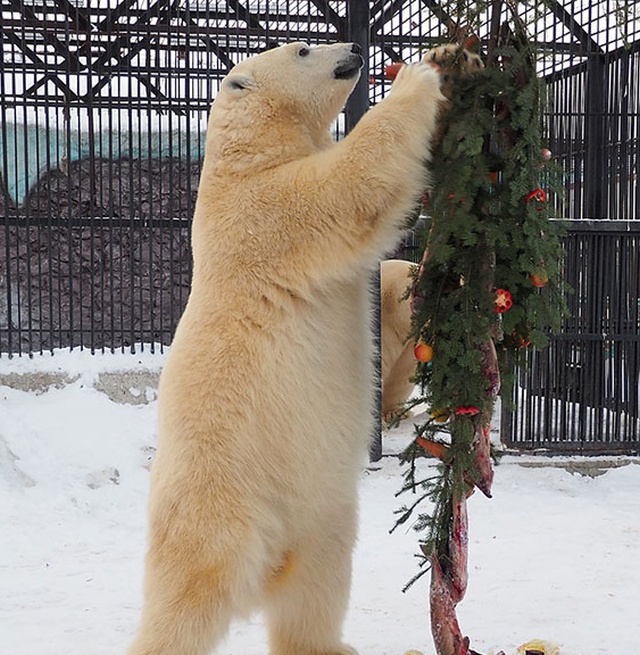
265, 512, 359, 655
127, 545, 259, 655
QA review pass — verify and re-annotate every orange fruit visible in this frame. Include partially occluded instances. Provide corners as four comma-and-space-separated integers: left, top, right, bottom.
530, 271, 549, 287
414, 342, 433, 362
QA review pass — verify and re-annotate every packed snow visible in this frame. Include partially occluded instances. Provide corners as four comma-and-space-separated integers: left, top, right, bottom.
1, 348, 638, 655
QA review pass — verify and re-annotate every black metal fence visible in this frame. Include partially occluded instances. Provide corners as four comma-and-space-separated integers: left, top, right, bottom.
0, 0, 372, 353
1, 1, 639, 452
502, 221, 640, 454
545, 41, 640, 222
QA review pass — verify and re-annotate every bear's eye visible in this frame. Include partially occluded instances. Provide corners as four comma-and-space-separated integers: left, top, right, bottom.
298, 46, 310, 58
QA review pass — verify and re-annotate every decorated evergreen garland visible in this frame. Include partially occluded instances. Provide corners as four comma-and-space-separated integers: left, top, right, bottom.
389, 5, 569, 655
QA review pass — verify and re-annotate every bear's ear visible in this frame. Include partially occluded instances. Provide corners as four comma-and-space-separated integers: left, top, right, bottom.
223, 73, 256, 94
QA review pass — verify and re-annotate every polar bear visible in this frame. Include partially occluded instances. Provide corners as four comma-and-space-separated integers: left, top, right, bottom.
380, 259, 418, 423
128, 42, 444, 655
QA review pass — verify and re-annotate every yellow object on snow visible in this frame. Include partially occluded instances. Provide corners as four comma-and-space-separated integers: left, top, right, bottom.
517, 639, 560, 655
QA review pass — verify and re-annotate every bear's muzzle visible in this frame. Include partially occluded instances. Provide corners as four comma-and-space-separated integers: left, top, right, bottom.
333, 51, 364, 80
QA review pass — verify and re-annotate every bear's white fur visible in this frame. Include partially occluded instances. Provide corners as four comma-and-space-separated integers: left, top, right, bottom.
128, 42, 443, 655
380, 259, 418, 422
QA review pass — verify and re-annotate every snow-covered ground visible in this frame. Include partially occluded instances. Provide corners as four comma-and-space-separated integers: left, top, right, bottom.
1, 348, 639, 655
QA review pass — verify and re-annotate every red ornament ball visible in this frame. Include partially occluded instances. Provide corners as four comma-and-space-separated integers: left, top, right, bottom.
542, 148, 552, 161
384, 62, 404, 80
494, 288, 513, 313
455, 406, 480, 416
525, 188, 547, 206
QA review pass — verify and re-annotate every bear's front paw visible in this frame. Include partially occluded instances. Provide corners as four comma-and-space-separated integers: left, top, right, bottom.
391, 61, 443, 97
421, 44, 483, 99
422, 44, 483, 75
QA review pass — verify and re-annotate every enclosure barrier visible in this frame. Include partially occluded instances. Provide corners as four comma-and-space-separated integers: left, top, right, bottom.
501, 221, 640, 454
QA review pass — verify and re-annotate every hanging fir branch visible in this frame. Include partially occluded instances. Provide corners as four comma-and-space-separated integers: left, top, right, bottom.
401, 9, 568, 498
392, 4, 570, 654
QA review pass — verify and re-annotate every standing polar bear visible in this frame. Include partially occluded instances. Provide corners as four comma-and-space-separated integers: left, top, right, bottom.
128, 42, 443, 655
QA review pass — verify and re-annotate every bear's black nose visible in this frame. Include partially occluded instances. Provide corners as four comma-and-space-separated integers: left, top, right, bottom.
350, 43, 362, 55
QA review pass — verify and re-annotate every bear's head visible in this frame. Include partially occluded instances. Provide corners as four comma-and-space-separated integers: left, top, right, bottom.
209, 42, 364, 160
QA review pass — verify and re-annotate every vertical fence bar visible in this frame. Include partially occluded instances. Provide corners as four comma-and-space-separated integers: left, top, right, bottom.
344, 0, 380, 462
584, 52, 607, 219
344, 1, 370, 134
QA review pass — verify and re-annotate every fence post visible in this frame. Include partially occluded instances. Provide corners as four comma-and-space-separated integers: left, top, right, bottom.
584, 52, 607, 219
344, 1, 370, 133
344, 2, 381, 462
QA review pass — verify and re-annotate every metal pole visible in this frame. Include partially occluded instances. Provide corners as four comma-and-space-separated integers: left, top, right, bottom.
344, 1, 370, 134
344, 2, 381, 462
584, 52, 606, 220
